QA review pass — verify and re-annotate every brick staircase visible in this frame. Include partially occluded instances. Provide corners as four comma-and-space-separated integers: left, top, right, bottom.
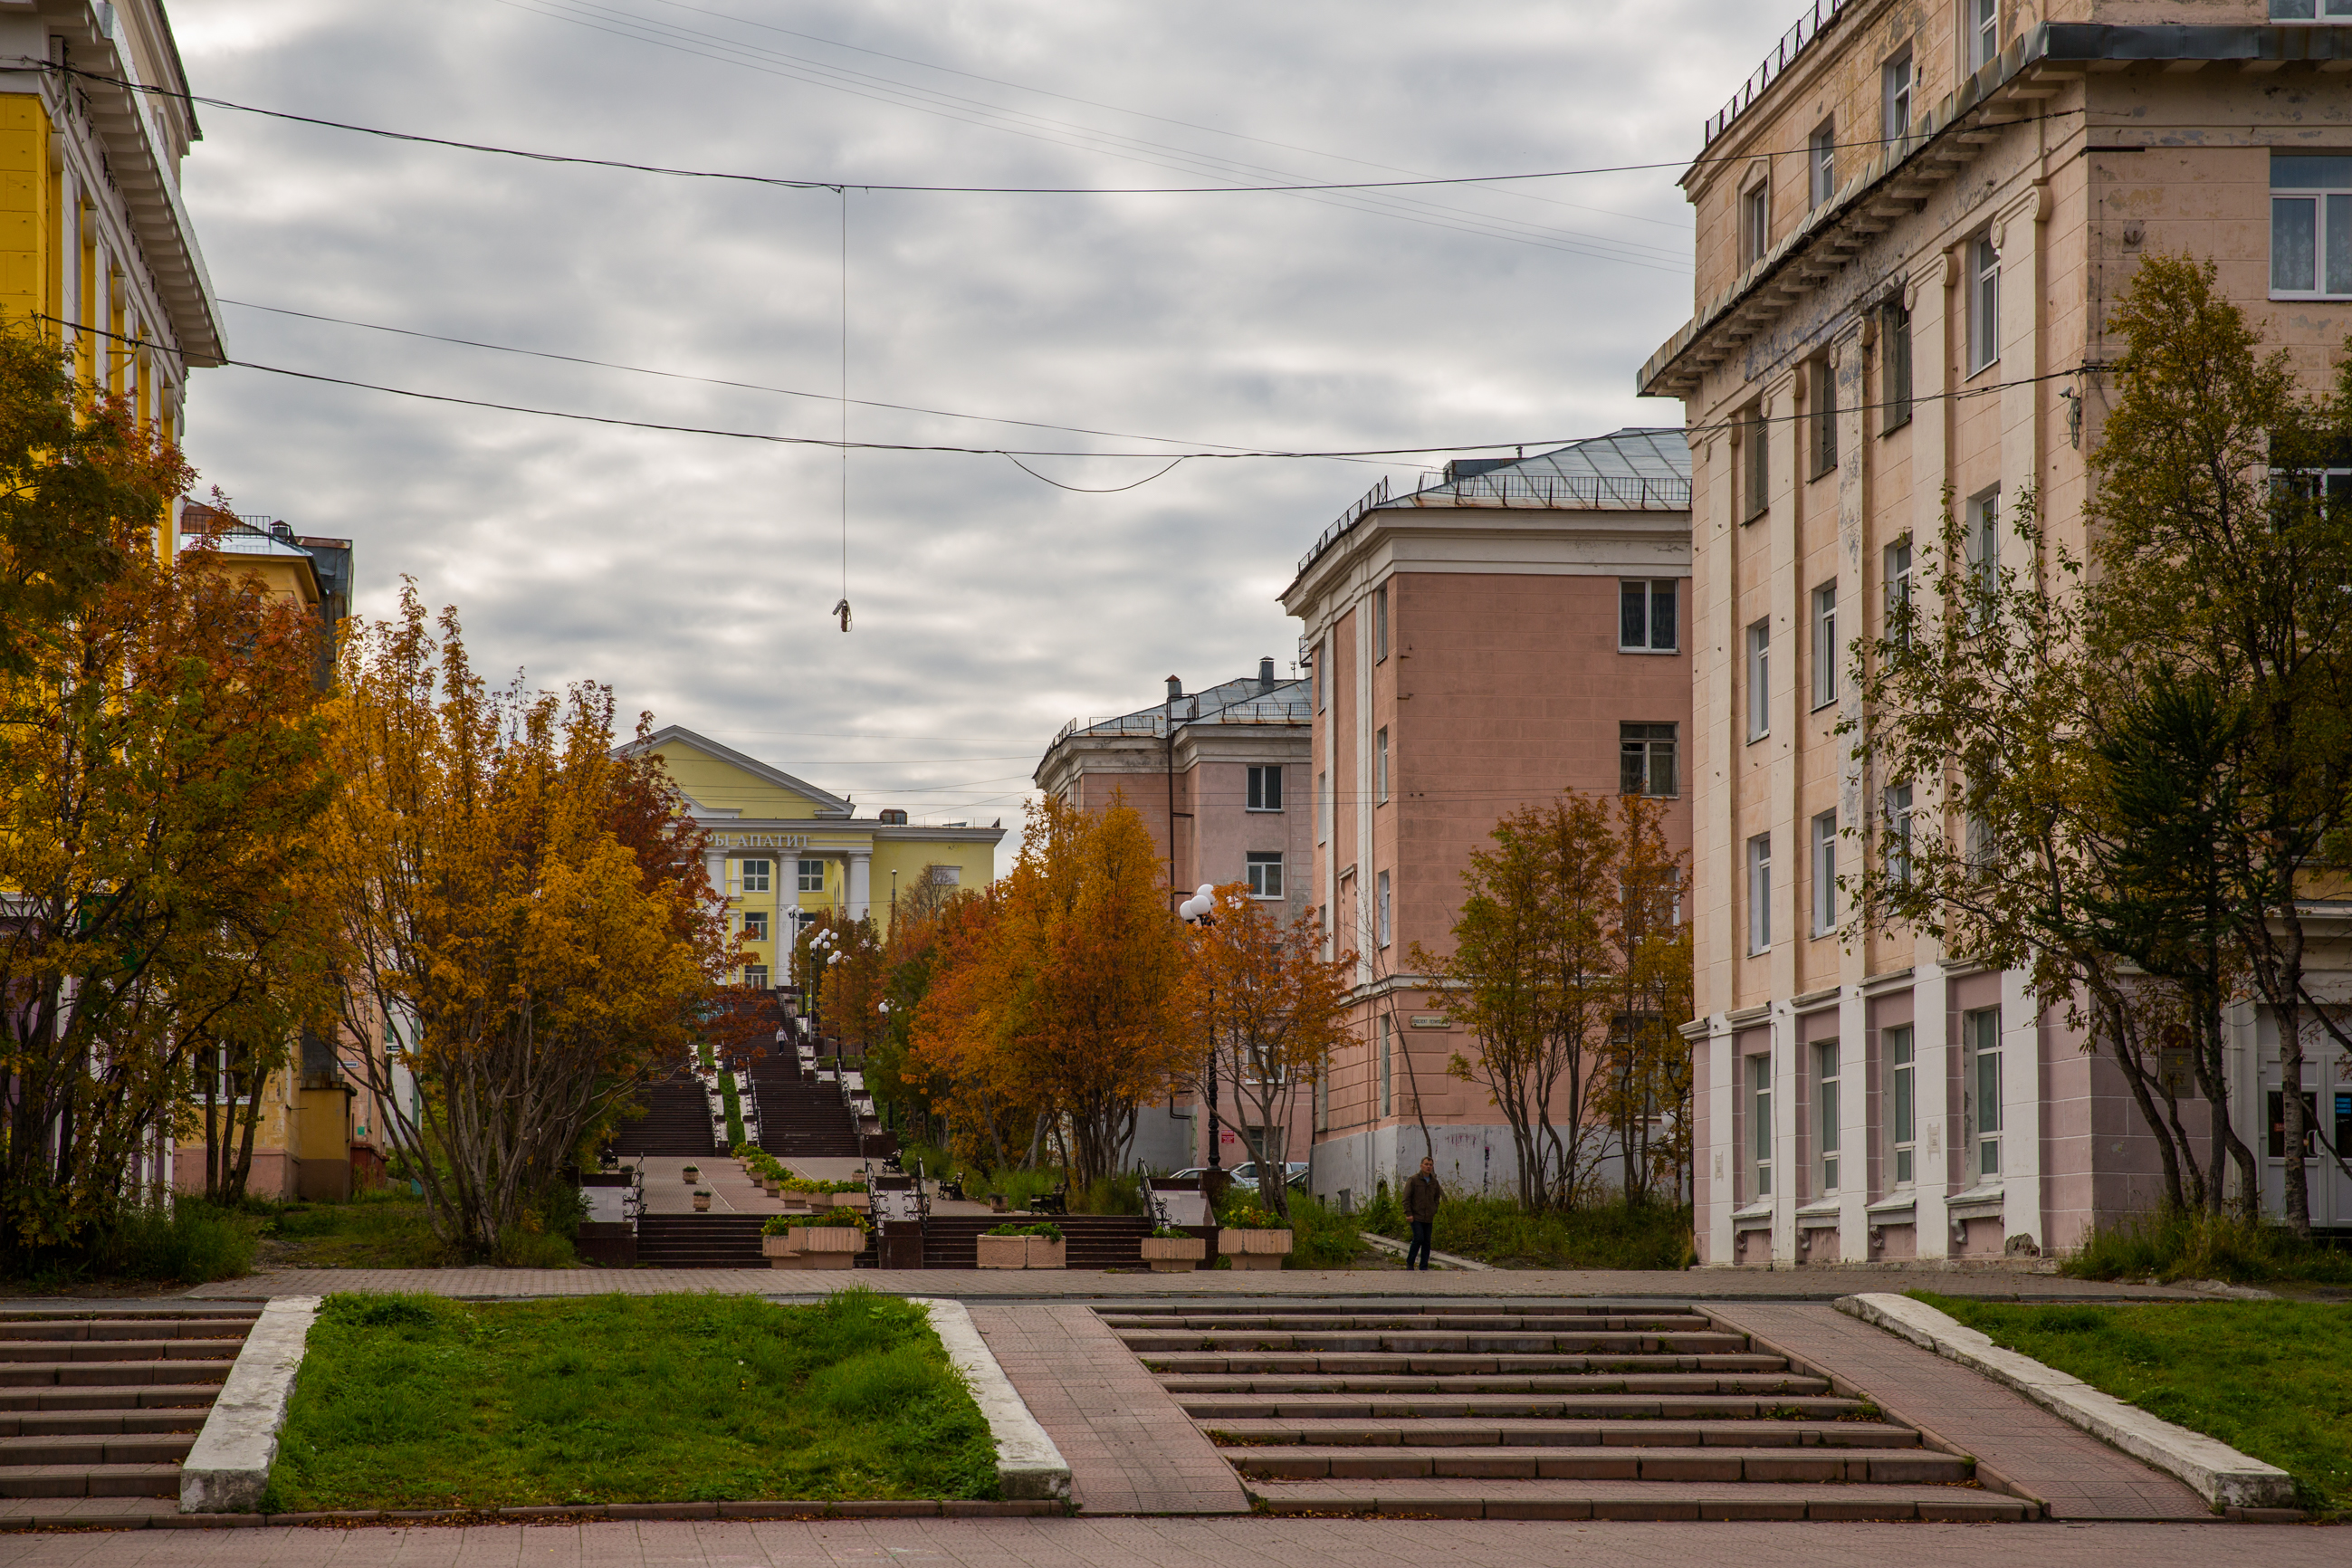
748, 1056, 867, 1159
1101, 1302, 2032, 1521
919, 1215, 1149, 1270
0, 1306, 259, 1518
636, 1212, 883, 1269
612, 1071, 720, 1157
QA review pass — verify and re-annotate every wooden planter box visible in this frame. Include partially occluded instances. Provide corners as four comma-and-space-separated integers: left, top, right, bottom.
1219, 1228, 1292, 1271
1140, 1236, 1206, 1274
768, 1226, 863, 1270
976, 1233, 1066, 1269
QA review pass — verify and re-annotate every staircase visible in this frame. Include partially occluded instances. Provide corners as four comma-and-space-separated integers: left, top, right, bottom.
748, 1056, 867, 1159
612, 1072, 719, 1157
1102, 1303, 2032, 1522
920, 1215, 1150, 1270
0, 1306, 260, 1520
636, 1213, 882, 1270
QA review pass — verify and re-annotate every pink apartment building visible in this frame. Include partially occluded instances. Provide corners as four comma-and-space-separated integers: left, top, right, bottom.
1036, 662, 1315, 1171
1638, 1, 2352, 1265
1281, 435, 1695, 1209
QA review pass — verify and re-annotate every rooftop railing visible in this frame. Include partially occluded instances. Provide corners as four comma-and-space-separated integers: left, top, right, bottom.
1704, 0, 1857, 148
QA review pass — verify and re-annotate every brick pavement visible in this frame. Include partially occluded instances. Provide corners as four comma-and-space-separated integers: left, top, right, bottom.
0, 1518, 2330, 1566
964, 1305, 1249, 1515
156, 1267, 2208, 1304
1709, 1303, 2210, 1521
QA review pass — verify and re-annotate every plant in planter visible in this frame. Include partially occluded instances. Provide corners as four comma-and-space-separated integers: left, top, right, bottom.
1219, 1201, 1294, 1270
692, 1189, 712, 1212
682, 1164, 701, 1182
1140, 1223, 1206, 1274
979, 1220, 1066, 1270
762, 1207, 870, 1270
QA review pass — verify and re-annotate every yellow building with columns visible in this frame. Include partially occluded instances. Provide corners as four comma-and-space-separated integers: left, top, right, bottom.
0, 1, 221, 460
626, 727, 1006, 988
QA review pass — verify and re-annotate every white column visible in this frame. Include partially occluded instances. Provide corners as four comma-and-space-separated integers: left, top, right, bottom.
846, 851, 872, 923
1704, 1017, 1735, 1266
1914, 961, 1953, 1257
1765, 368, 1801, 1267
2002, 966, 2042, 1248
1769, 1001, 1798, 1263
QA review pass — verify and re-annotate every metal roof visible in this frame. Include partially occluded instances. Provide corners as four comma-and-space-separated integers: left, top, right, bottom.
1051, 674, 1311, 746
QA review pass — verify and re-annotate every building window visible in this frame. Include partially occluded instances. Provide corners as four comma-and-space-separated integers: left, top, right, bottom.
2272, 0, 2352, 16
1967, 486, 2002, 610
1814, 1040, 1840, 1194
1886, 1024, 1916, 1186
1621, 723, 1679, 798
1375, 727, 1390, 804
2268, 1090, 2320, 1157
1968, 234, 2000, 374
2271, 154, 2352, 300
1811, 581, 1839, 708
1740, 180, 1769, 267
1808, 119, 1835, 208
1746, 620, 1771, 741
743, 911, 769, 942
1376, 869, 1392, 947
1965, 1007, 2002, 1180
1884, 783, 1914, 885
1812, 809, 1838, 937
930, 865, 961, 886
1620, 579, 1679, 652
1882, 50, 1913, 140
1379, 1014, 1393, 1117
1970, 0, 2001, 72
1246, 851, 1285, 899
1742, 404, 1769, 521
741, 858, 770, 894
1880, 297, 1913, 431
1247, 764, 1284, 811
744, 964, 769, 990
1809, 359, 1837, 477
798, 858, 825, 893
1885, 538, 1914, 643
1316, 771, 1329, 843
1747, 833, 1773, 954
1316, 635, 1329, 711
1372, 583, 1390, 662
1749, 1054, 1774, 1198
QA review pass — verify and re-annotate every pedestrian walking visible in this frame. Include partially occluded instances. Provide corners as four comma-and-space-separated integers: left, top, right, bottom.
1401, 1155, 1442, 1270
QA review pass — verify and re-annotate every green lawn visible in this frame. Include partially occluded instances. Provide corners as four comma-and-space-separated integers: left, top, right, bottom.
1364, 1194, 1694, 1269
1917, 1294, 2352, 1515
263, 1291, 999, 1510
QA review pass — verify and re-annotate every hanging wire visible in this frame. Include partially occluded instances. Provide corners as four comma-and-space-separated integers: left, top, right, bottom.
832, 186, 852, 633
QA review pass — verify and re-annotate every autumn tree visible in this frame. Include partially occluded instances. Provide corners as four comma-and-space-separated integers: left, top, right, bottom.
1595, 795, 1695, 1206
320, 589, 720, 1259
1185, 884, 1353, 1218
1415, 792, 1621, 1210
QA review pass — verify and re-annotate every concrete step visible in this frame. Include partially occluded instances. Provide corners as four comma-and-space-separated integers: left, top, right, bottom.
1198, 1418, 1924, 1449
1099, 1315, 1717, 1333
0, 1317, 257, 1342
0, 1384, 228, 1412
0, 1462, 184, 1499
1118, 1332, 1751, 1355
0, 1338, 248, 1364
0, 1410, 206, 1438
1246, 1478, 2032, 1522
0, 1361, 234, 1390
1158, 1373, 1838, 1396
1225, 1445, 1974, 1484
0, 1431, 196, 1467
1177, 1394, 1861, 1421
1141, 1353, 1807, 1377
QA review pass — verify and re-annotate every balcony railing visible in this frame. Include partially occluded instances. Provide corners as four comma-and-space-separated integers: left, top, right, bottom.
1705, 0, 1858, 147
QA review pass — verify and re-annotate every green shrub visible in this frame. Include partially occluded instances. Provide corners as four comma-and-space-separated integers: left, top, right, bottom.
1284, 1193, 1362, 1267
1366, 1194, 1694, 1270
987, 1221, 1062, 1241
1074, 1171, 1143, 1215
91, 1201, 259, 1283
1219, 1197, 1287, 1231
2063, 1206, 2352, 1286
1147, 1224, 1195, 1241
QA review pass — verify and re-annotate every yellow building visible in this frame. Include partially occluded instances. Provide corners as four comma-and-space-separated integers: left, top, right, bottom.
0, 1, 221, 464
627, 727, 1006, 987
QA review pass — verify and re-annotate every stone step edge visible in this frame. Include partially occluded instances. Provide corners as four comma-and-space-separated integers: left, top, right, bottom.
1835, 1292, 2295, 1513
1246, 1489, 2038, 1522
1, 1500, 1075, 1531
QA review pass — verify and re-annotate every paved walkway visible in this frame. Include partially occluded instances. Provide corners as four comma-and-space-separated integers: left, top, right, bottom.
1711, 1303, 2209, 1521
0, 1519, 2331, 1564
965, 1305, 1249, 1515
170, 1267, 2207, 1302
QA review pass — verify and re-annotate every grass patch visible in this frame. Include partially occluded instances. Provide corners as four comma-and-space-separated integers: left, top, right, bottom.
1917, 1294, 2352, 1515
1285, 1193, 1364, 1267
255, 1195, 452, 1270
2060, 1207, 2352, 1286
263, 1289, 998, 1510
1362, 1191, 1694, 1269
3, 1201, 262, 1290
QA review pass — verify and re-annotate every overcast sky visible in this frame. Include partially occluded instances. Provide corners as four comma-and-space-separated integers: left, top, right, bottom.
174, 0, 1793, 859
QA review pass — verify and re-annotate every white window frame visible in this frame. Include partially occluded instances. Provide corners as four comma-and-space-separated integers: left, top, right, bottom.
797, 858, 826, 893
1885, 538, 1913, 643
1811, 581, 1839, 709
1809, 358, 1837, 477
1885, 783, 1915, 886
1811, 809, 1838, 937
1619, 578, 1679, 653
1621, 722, 1678, 799
1808, 119, 1835, 208
1814, 1039, 1840, 1195
1375, 727, 1390, 805
1747, 833, 1773, 954
1967, 486, 2003, 611
1969, 0, 2001, 72
1376, 868, 1392, 948
1741, 180, 1769, 267
1247, 764, 1284, 812
2267, 0, 2352, 19
1882, 49, 1914, 140
1746, 620, 1772, 741
1246, 851, 1285, 899
1749, 1054, 1774, 1199
1965, 1007, 2003, 1180
741, 858, 771, 894
2270, 154, 2352, 301
743, 910, 769, 942
1886, 1024, 1917, 1187
1968, 233, 2000, 375
743, 963, 770, 990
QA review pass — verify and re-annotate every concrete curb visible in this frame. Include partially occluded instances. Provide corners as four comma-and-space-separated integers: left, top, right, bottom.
1358, 1233, 1495, 1271
178, 1295, 321, 1514
912, 1297, 1071, 1504
1835, 1291, 2294, 1510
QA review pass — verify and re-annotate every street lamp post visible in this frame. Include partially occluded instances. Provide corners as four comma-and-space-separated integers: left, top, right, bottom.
1178, 884, 1226, 1190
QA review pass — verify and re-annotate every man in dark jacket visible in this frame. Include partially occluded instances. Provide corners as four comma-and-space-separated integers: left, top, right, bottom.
1401, 1157, 1442, 1270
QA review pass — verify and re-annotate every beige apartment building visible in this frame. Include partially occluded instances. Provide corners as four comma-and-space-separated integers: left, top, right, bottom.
1640, 1, 2352, 1265
1284, 435, 1694, 1208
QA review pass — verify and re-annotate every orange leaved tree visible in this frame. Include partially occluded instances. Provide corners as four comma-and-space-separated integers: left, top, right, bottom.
1186, 884, 1353, 1218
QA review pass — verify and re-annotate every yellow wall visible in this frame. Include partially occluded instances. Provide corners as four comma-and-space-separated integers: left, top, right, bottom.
0, 97, 50, 327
